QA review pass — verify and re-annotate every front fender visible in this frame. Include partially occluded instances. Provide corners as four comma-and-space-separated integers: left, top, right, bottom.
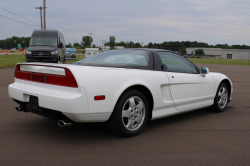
208, 72, 233, 101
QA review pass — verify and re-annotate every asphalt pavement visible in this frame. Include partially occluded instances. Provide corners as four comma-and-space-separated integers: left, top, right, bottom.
0, 64, 250, 165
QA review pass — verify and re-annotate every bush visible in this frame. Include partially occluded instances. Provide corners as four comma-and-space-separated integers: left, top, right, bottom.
181, 49, 186, 55
195, 49, 205, 55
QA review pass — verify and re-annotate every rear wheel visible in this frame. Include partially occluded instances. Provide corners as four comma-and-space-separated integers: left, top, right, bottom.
107, 90, 149, 137
212, 83, 229, 112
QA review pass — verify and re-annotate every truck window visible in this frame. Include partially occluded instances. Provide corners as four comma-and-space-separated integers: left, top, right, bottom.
30, 37, 58, 47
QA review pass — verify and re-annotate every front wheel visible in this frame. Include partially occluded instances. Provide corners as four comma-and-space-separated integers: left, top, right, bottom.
212, 83, 229, 112
107, 90, 149, 137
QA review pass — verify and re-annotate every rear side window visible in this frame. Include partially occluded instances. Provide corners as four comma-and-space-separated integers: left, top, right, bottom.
102, 54, 148, 66
74, 50, 153, 70
158, 52, 197, 73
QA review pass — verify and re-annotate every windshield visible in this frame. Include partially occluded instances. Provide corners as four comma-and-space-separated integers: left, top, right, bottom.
30, 37, 58, 46
74, 50, 149, 67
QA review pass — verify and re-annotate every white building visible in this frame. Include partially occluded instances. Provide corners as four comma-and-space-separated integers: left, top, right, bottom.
101, 46, 125, 51
186, 47, 250, 60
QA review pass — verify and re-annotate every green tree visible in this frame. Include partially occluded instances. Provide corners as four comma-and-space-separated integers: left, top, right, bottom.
134, 42, 142, 48
195, 49, 205, 57
81, 36, 93, 48
116, 41, 127, 48
147, 42, 153, 48
66, 42, 72, 48
181, 49, 186, 55
109, 36, 116, 49
0, 36, 30, 49
128, 41, 135, 48
73, 42, 82, 49
153, 43, 161, 49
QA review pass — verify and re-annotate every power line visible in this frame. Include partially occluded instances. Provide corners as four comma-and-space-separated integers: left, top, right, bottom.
0, 15, 40, 27
9, 0, 82, 43
0, 7, 39, 24
27, 0, 76, 32
30, 0, 84, 41
46, 26, 80, 42
15, 0, 38, 15
25, 0, 39, 7
64, 36, 80, 42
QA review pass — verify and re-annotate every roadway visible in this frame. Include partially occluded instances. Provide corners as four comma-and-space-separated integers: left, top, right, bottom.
0, 64, 250, 165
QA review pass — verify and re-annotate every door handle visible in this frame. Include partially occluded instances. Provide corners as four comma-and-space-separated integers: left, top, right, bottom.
172, 76, 174, 78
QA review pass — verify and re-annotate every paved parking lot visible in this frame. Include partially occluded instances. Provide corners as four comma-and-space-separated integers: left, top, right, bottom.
0, 64, 250, 165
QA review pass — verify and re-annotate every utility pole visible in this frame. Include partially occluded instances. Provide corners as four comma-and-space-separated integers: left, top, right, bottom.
35, 6, 43, 29
100, 40, 105, 51
104, 40, 107, 51
43, 0, 46, 29
88, 33, 94, 37
88, 33, 94, 47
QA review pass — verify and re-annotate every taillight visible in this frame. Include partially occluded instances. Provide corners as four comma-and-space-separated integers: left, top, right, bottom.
14, 64, 78, 88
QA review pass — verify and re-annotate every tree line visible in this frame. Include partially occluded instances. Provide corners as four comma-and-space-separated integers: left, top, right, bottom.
66, 36, 250, 53
0, 36, 30, 49
1, 36, 250, 52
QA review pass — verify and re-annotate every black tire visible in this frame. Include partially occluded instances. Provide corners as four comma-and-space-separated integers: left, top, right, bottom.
211, 83, 229, 112
107, 90, 149, 137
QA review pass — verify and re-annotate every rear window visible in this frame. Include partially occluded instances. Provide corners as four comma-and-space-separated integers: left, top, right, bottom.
74, 50, 152, 70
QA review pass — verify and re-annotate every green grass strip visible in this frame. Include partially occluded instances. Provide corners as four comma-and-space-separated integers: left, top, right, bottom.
187, 58, 250, 65
0, 54, 86, 68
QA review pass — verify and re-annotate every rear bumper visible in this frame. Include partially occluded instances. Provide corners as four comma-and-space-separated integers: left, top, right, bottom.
8, 79, 110, 122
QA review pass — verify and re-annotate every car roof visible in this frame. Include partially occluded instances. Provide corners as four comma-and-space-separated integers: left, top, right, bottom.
123, 48, 171, 52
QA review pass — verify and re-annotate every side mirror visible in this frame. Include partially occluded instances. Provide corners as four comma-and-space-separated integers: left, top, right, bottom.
161, 64, 168, 71
200, 67, 209, 77
59, 43, 63, 48
25, 42, 29, 47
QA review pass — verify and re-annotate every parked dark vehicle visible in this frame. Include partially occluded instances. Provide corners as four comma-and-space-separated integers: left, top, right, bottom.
25, 30, 66, 63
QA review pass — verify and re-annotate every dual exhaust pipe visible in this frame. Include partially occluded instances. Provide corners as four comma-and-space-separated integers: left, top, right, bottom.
58, 120, 72, 127
15, 106, 22, 112
15, 106, 72, 127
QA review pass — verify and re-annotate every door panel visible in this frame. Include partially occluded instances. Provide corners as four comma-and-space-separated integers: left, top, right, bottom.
157, 51, 214, 111
167, 72, 214, 111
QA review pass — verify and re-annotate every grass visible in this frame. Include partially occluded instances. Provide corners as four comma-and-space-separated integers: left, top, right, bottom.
0, 54, 85, 69
67, 55, 85, 63
0, 54, 26, 68
187, 58, 250, 65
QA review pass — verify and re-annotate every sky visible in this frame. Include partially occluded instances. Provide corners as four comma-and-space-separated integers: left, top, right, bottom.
1, 0, 250, 46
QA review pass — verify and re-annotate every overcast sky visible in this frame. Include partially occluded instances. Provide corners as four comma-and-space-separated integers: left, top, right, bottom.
1, 0, 250, 46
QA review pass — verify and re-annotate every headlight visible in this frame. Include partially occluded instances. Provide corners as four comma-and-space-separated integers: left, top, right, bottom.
51, 51, 58, 55
26, 51, 31, 54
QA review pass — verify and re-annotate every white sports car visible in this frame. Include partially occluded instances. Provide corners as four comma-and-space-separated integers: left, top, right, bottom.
9, 49, 233, 137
